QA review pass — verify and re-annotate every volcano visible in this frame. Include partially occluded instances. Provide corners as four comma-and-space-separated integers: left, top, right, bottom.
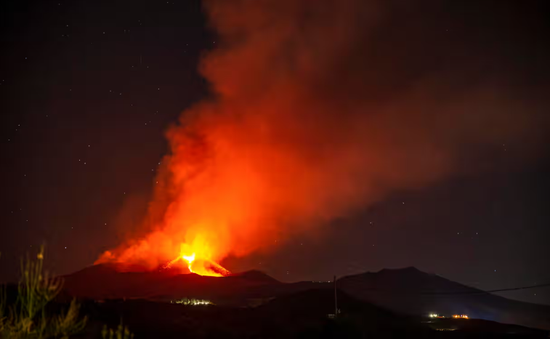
60, 265, 550, 331
60, 263, 300, 305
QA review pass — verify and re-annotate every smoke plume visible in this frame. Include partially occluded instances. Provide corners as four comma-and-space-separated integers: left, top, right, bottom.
98, 0, 547, 271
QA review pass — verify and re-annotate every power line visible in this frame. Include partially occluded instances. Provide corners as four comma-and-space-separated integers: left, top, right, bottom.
338, 278, 550, 296
486, 282, 550, 294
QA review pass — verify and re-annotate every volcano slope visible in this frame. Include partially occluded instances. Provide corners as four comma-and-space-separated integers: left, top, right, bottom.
60, 263, 319, 305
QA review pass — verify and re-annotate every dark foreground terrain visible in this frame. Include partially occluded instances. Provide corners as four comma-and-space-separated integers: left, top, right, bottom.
5, 265, 549, 338
74, 289, 547, 338
3, 282, 549, 338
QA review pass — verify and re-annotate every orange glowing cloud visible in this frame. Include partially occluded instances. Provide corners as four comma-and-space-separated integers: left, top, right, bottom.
96, 0, 547, 275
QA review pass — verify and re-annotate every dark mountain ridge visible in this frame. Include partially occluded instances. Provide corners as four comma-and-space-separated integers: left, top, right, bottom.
338, 267, 550, 331
60, 264, 550, 331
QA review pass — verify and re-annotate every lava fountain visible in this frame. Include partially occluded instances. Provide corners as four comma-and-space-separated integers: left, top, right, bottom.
160, 236, 231, 277
182, 253, 196, 272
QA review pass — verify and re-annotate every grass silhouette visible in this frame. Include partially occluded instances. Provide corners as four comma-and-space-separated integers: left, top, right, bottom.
0, 246, 87, 338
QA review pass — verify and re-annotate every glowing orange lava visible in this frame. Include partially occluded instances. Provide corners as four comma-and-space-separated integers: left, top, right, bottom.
182, 253, 196, 272
159, 238, 230, 277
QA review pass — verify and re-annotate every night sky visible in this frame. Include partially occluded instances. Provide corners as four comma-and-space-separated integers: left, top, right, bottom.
1, 0, 550, 306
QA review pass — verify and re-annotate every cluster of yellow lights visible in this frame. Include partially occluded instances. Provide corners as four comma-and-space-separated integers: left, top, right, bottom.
429, 313, 468, 319
452, 314, 469, 319
171, 298, 212, 306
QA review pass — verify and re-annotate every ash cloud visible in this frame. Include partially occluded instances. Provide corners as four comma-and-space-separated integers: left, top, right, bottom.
99, 0, 549, 269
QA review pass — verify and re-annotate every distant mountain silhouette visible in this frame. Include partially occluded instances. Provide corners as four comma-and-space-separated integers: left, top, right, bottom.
338, 267, 550, 331
60, 264, 550, 330
228, 269, 281, 284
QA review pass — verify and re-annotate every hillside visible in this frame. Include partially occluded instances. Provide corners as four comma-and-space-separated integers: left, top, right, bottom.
60, 264, 550, 331
338, 267, 550, 330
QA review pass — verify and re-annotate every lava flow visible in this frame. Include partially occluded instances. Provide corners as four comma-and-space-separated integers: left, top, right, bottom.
162, 240, 231, 277
182, 253, 196, 272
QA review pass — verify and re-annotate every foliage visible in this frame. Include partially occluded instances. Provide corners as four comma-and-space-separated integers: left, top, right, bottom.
101, 322, 134, 339
0, 246, 87, 338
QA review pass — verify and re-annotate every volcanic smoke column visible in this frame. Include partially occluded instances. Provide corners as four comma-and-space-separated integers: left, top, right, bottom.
97, 0, 546, 275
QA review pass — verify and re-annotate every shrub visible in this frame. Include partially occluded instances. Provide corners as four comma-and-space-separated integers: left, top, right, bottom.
101, 322, 134, 339
0, 246, 87, 338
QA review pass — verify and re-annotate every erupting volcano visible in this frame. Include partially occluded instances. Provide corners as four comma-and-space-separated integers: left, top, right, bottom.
96, 0, 545, 277
98, 229, 234, 276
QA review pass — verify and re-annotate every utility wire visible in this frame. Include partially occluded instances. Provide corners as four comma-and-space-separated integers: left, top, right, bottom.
338, 278, 550, 296
485, 282, 550, 294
